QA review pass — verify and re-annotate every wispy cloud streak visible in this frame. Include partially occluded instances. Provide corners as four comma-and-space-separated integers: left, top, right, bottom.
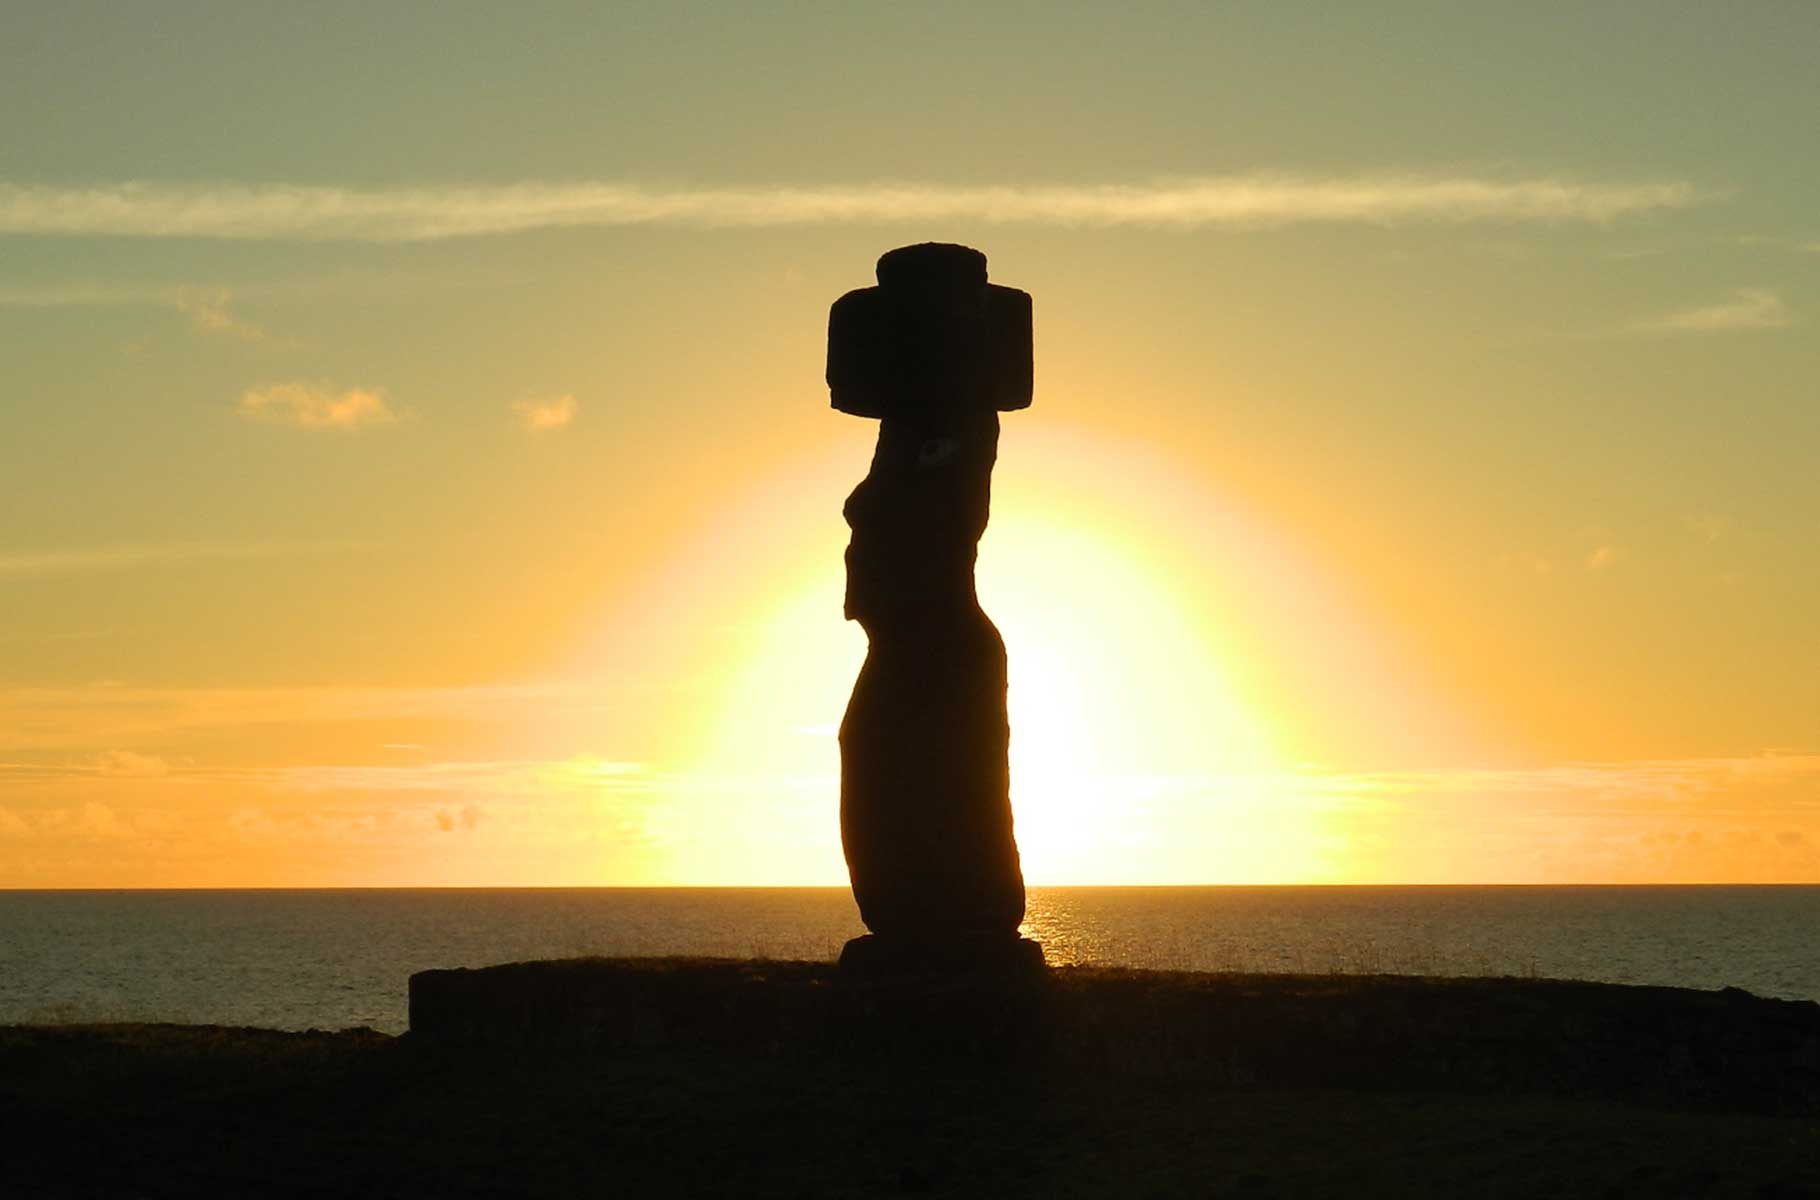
0, 176, 1701, 240
238, 382, 395, 428
0, 281, 177, 307
1634, 287, 1794, 334
270, 757, 650, 794
511, 394, 578, 431
1297, 753, 1820, 813
0, 540, 368, 579
174, 287, 273, 342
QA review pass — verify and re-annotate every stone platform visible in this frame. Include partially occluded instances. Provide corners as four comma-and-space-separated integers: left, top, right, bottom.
406, 957, 1820, 1114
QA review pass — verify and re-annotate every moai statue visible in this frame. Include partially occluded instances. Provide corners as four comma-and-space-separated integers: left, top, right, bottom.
828, 242, 1041, 973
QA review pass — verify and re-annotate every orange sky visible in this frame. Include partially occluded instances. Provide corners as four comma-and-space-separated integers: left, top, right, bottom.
4, 4, 1818, 886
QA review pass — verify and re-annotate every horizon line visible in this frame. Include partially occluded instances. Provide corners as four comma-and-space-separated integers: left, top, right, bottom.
5, 881, 1813, 891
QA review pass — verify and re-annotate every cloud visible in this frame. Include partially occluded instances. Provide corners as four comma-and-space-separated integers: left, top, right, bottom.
1634, 287, 1793, 334
0, 628, 118, 643
6, 742, 1817, 884
0, 175, 1703, 240
79, 802, 132, 839
174, 287, 271, 342
434, 804, 484, 832
1495, 551, 1554, 576
0, 756, 173, 783
1689, 515, 1731, 543
0, 539, 367, 578
0, 281, 278, 344
271, 756, 650, 795
1584, 545, 1616, 571
0, 281, 174, 307
0, 265, 495, 309
0, 681, 596, 754
1734, 234, 1820, 255
237, 381, 396, 429
93, 750, 170, 778
511, 393, 577, 431
1303, 753, 1820, 811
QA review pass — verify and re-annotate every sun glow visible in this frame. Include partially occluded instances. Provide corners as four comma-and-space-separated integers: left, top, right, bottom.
676, 528, 1278, 883
611, 426, 1298, 884
983, 504, 1277, 881
562, 416, 1481, 885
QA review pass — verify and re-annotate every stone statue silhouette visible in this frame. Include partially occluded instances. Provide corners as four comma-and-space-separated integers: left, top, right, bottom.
828, 243, 1040, 971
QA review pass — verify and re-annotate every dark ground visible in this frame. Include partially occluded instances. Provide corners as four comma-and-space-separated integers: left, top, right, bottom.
5, 964, 1819, 1198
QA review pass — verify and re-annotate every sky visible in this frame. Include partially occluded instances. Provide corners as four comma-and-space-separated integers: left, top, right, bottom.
2, 1, 1817, 887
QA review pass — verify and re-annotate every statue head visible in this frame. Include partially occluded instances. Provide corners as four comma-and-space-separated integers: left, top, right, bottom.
826, 243, 1032, 427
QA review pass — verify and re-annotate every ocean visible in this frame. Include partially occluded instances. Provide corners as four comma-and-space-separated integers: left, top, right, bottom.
3, 886, 1816, 1034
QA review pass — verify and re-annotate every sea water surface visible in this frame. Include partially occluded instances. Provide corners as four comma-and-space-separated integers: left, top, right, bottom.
2, 886, 1816, 1033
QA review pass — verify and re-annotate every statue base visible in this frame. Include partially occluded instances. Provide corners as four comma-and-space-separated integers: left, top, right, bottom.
836, 935, 1048, 1061
838, 933, 1045, 979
